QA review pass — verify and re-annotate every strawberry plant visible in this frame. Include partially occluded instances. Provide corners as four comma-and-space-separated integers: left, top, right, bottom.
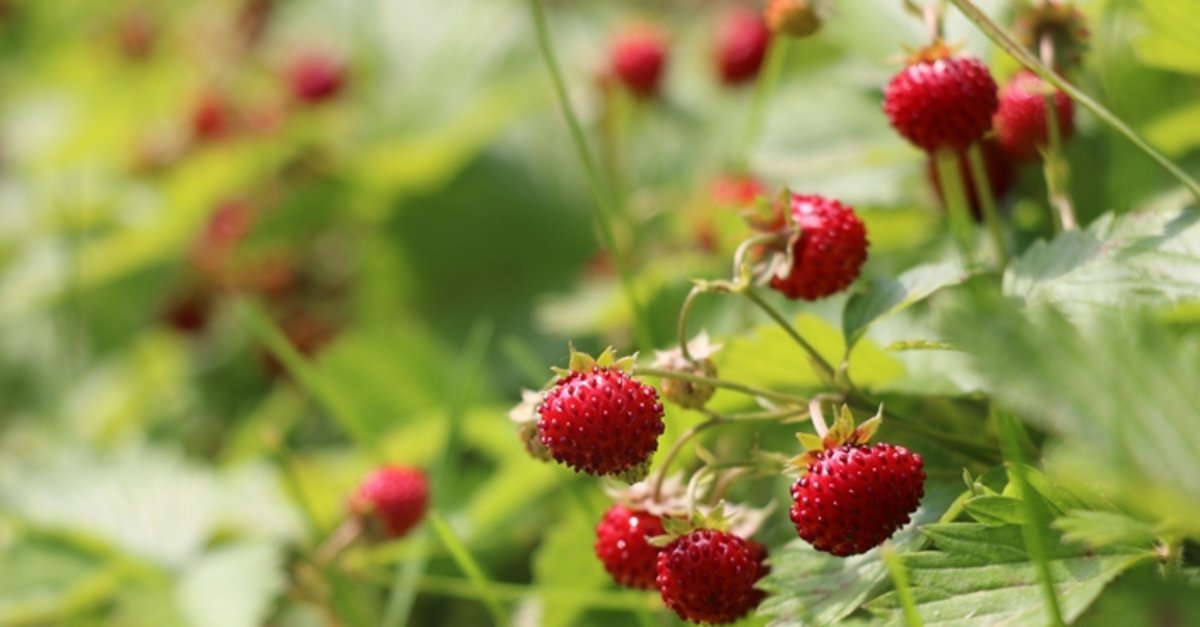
3, 0, 1200, 626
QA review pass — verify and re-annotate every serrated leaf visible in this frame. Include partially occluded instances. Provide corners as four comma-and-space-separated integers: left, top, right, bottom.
867, 523, 1152, 626
1052, 511, 1159, 550
843, 259, 973, 350
1004, 203, 1200, 311
963, 496, 1027, 526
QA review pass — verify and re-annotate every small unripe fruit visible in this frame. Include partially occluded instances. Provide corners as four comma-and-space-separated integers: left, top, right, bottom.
765, 0, 821, 38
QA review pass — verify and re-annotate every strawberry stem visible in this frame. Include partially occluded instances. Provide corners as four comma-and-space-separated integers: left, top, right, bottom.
946, 0, 1200, 203
314, 517, 364, 569
736, 37, 789, 170
741, 287, 840, 388
635, 365, 809, 405
677, 285, 704, 361
527, 0, 654, 349
653, 417, 722, 501
933, 148, 977, 264
809, 398, 830, 438
1039, 34, 1077, 232
966, 142, 1009, 264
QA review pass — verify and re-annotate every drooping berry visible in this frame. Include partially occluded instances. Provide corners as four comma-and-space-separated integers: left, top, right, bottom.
653, 334, 722, 410
767, 194, 869, 301
711, 173, 765, 207
537, 348, 665, 479
883, 47, 999, 153
993, 70, 1075, 162
595, 505, 666, 590
765, 0, 822, 38
1012, 0, 1089, 74
926, 138, 1016, 220
610, 25, 669, 99
655, 529, 769, 624
790, 442, 925, 556
288, 51, 347, 104
350, 466, 429, 539
714, 7, 771, 86
190, 91, 235, 142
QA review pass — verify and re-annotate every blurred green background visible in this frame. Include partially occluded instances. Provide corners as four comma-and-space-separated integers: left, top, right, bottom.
2, 0, 1200, 625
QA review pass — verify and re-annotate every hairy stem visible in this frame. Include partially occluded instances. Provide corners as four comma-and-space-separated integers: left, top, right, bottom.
966, 142, 1008, 265
527, 0, 653, 348
742, 287, 839, 387
934, 148, 977, 263
653, 417, 721, 501
634, 366, 809, 405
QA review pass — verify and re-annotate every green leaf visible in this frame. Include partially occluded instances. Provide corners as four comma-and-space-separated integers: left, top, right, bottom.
1004, 202, 1200, 310
177, 542, 284, 627
1052, 511, 1160, 551
867, 523, 1152, 626
1134, 0, 1200, 76
843, 259, 973, 350
963, 496, 1027, 526
532, 509, 610, 627
943, 302, 1200, 539
0, 531, 120, 624
1074, 564, 1200, 626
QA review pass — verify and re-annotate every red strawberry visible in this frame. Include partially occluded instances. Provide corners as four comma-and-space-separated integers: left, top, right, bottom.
711, 173, 764, 207
714, 8, 771, 86
925, 138, 1015, 220
788, 408, 925, 557
288, 51, 347, 104
350, 466, 429, 539
610, 25, 669, 99
655, 529, 769, 624
191, 92, 235, 142
162, 286, 212, 334
595, 505, 666, 590
993, 70, 1074, 161
767, 194, 869, 301
537, 347, 665, 480
883, 47, 998, 153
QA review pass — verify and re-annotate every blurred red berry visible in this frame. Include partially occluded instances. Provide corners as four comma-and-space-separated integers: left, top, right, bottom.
610, 25, 668, 99
161, 287, 212, 334
191, 92, 235, 142
711, 174, 764, 206
883, 48, 998, 153
993, 70, 1075, 162
714, 8, 771, 86
288, 51, 347, 104
117, 7, 156, 60
350, 466, 429, 539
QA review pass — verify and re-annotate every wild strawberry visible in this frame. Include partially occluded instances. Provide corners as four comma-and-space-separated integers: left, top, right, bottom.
537, 347, 664, 481
767, 193, 869, 301
288, 51, 347, 104
765, 0, 822, 38
711, 174, 764, 207
788, 407, 925, 556
610, 25, 668, 99
190, 91, 235, 142
883, 45, 998, 153
595, 505, 666, 590
162, 286, 212, 334
925, 138, 1015, 220
350, 466, 429, 539
117, 7, 156, 60
261, 310, 338, 378
714, 8, 771, 86
993, 70, 1074, 161
656, 529, 769, 624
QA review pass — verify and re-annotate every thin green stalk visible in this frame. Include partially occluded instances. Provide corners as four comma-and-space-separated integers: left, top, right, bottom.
741, 288, 838, 387
527, 0, 653, 349
1042, 93, 1077, 231
634, 366, 809, 405
966, 142, 1008, 265
652, 417, 722, 500
737, 37, 789, 169
383, 321, 493, 627
934, 148, 976, 263
677, 285, 704, 360
413, 574, 658, 611
882, 543, 923, 627
946, 0, 1200, 202
428, 512, 510, 627
995, 409, 1066, 627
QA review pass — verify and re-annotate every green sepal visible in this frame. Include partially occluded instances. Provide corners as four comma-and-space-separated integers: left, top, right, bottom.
647, 533, 675, 548
551, 343, 637, 378
851, 405, 884, 444
823, 404, 857, 449
613, 458, 652, 484
796, 432, 824, 452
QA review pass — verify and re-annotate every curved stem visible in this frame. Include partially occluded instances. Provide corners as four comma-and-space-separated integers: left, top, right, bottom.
634, 366, 809, 405
527, 0, 653, 349
653, 417, 721, 501
677, 285, 704, 361
315, 517, 364, 569
741, 288, 839, 387
966, 142, 1009, 264
736, 37, 789, 170
945, 0, 1200, 203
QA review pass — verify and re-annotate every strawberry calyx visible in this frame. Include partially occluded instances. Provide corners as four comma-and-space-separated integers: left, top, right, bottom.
1012, 0, 1089, 72
552, 344, 637, 379
648, 503, 735, 547
788, 404, 883, 473
903, 39, 961, 65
